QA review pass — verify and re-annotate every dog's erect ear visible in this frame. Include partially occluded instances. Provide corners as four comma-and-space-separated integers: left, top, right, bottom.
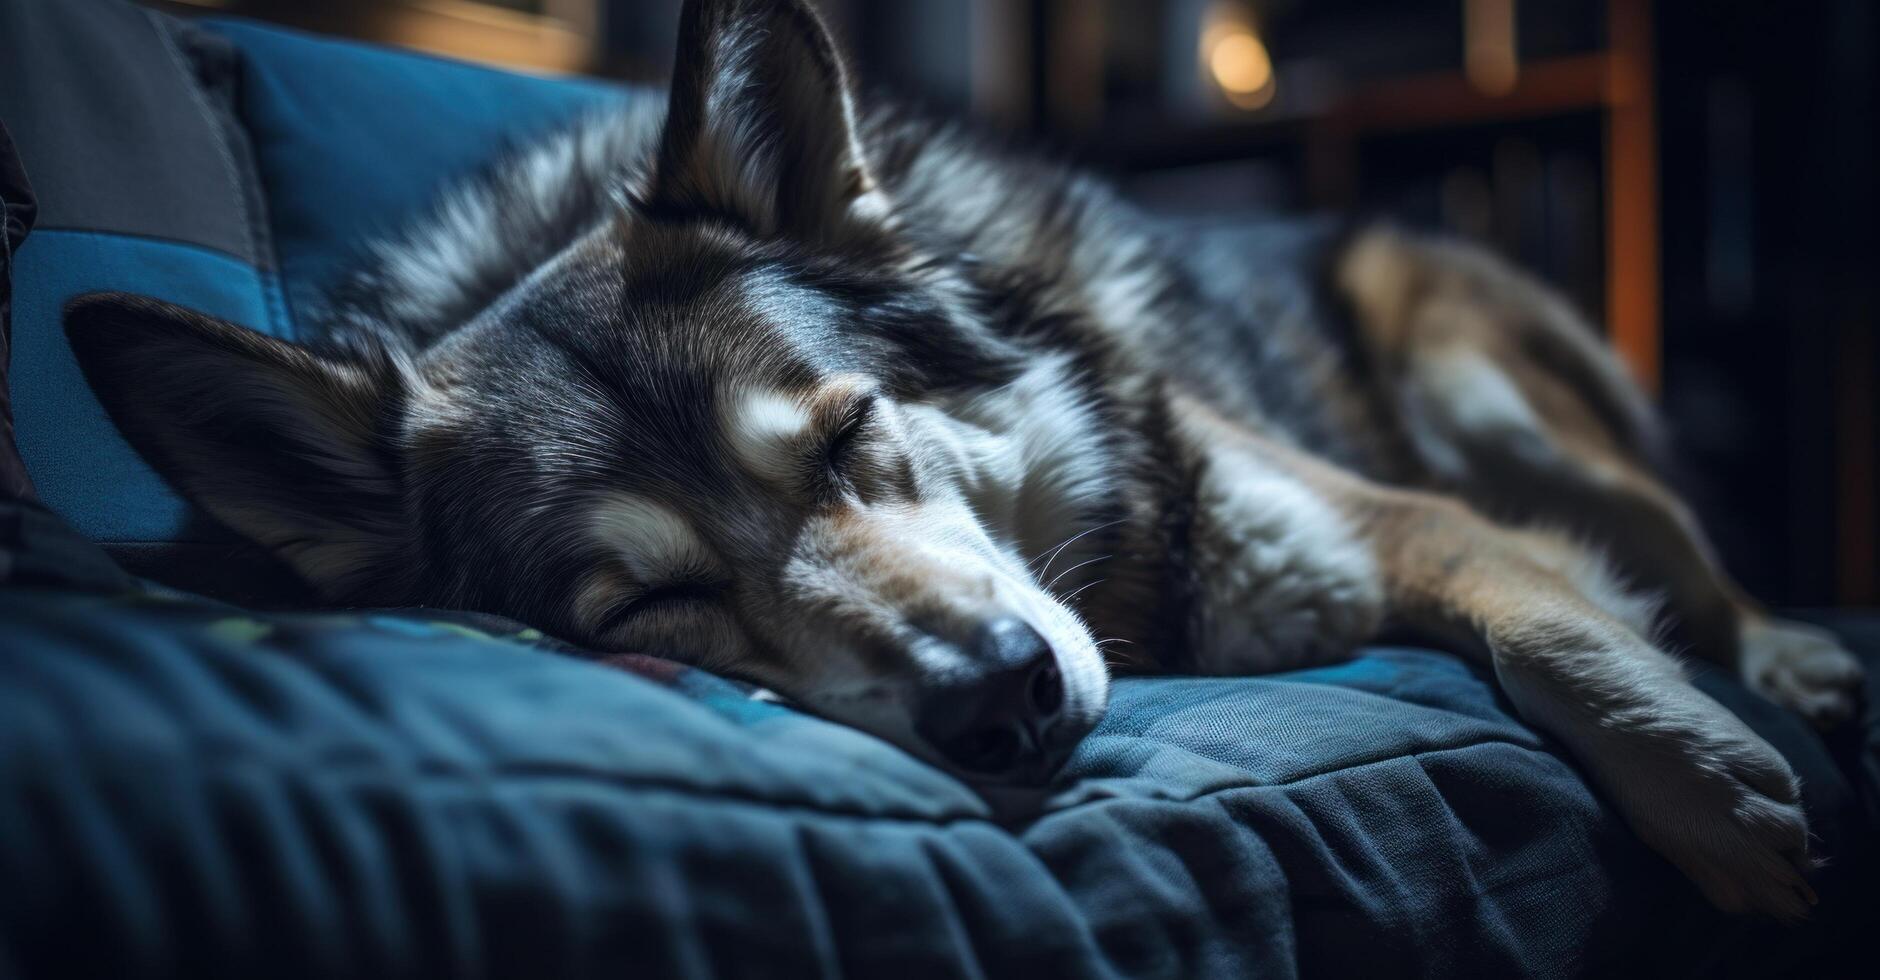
643, 0, 883, 244
64, 293, 406, 597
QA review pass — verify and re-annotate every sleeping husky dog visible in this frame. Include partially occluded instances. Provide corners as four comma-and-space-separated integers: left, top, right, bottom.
66, 0, 1861, 919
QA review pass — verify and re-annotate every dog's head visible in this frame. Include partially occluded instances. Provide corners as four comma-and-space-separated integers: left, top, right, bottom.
66, 0, 1112, 784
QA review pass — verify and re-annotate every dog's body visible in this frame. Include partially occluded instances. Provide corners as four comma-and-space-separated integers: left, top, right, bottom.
67, 0, 1862, 920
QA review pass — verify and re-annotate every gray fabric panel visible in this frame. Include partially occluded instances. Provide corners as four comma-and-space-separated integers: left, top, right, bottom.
0, 0, 257, 263
2, 119, 37, 502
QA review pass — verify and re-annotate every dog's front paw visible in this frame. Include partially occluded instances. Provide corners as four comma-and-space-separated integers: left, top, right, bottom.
1740, 617, 1865, 729
1588, 689, 1816, 920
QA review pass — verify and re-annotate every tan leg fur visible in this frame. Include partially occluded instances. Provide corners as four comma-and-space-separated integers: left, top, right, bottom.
1172, 395, 1819, 920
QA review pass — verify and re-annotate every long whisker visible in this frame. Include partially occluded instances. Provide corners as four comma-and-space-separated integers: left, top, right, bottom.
1030, 518, 1125, 579
1060, 577, 1107, 606
1045, 554, 1109, 593
1030, 518, 1122, 571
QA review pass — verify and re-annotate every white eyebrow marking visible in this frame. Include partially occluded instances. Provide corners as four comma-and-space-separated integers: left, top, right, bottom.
724, 388, 811, 485
589, 494, 717, 579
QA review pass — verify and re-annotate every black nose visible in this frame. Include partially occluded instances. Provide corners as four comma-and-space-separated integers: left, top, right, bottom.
915, 618, 1069, 781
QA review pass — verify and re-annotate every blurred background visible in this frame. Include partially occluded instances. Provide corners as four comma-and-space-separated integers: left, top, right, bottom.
158, 0, 1876, 611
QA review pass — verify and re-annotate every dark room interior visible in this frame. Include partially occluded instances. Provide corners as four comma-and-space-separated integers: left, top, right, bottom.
3, 1, 1876, 976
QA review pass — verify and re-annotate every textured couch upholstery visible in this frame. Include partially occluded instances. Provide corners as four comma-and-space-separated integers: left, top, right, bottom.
1, 3, 1875, 977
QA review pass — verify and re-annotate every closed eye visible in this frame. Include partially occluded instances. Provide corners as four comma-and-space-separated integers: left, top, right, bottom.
594, 580, 726, 635
822, 396, 875, 477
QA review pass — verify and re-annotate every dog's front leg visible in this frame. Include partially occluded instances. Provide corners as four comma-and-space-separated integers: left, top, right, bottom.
1173, 396, 1816, 920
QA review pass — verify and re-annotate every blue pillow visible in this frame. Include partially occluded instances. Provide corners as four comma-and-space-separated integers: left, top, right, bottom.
199, 20, 627, 332
6, 7, 629, 560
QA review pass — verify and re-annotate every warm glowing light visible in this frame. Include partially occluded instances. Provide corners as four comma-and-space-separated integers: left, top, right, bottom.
1201, 5, 1275, 111
1210, 32, 1272, 96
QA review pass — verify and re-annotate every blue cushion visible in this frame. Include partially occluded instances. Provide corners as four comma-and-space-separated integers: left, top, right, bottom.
6, 13, 628, 550
199, 20, 625, 331
2, 588, 1868, 977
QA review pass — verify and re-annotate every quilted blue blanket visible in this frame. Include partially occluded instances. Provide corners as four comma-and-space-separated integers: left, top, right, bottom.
3, 564, 1874, 977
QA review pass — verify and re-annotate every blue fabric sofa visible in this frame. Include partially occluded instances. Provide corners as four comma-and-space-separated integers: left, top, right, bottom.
1, 2, 1875, 976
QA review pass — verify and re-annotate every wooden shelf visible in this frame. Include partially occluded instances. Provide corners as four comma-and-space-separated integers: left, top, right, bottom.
1075, 54, 1619, 171
154, 0, 597, 74
1334, 53, 1615, 133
